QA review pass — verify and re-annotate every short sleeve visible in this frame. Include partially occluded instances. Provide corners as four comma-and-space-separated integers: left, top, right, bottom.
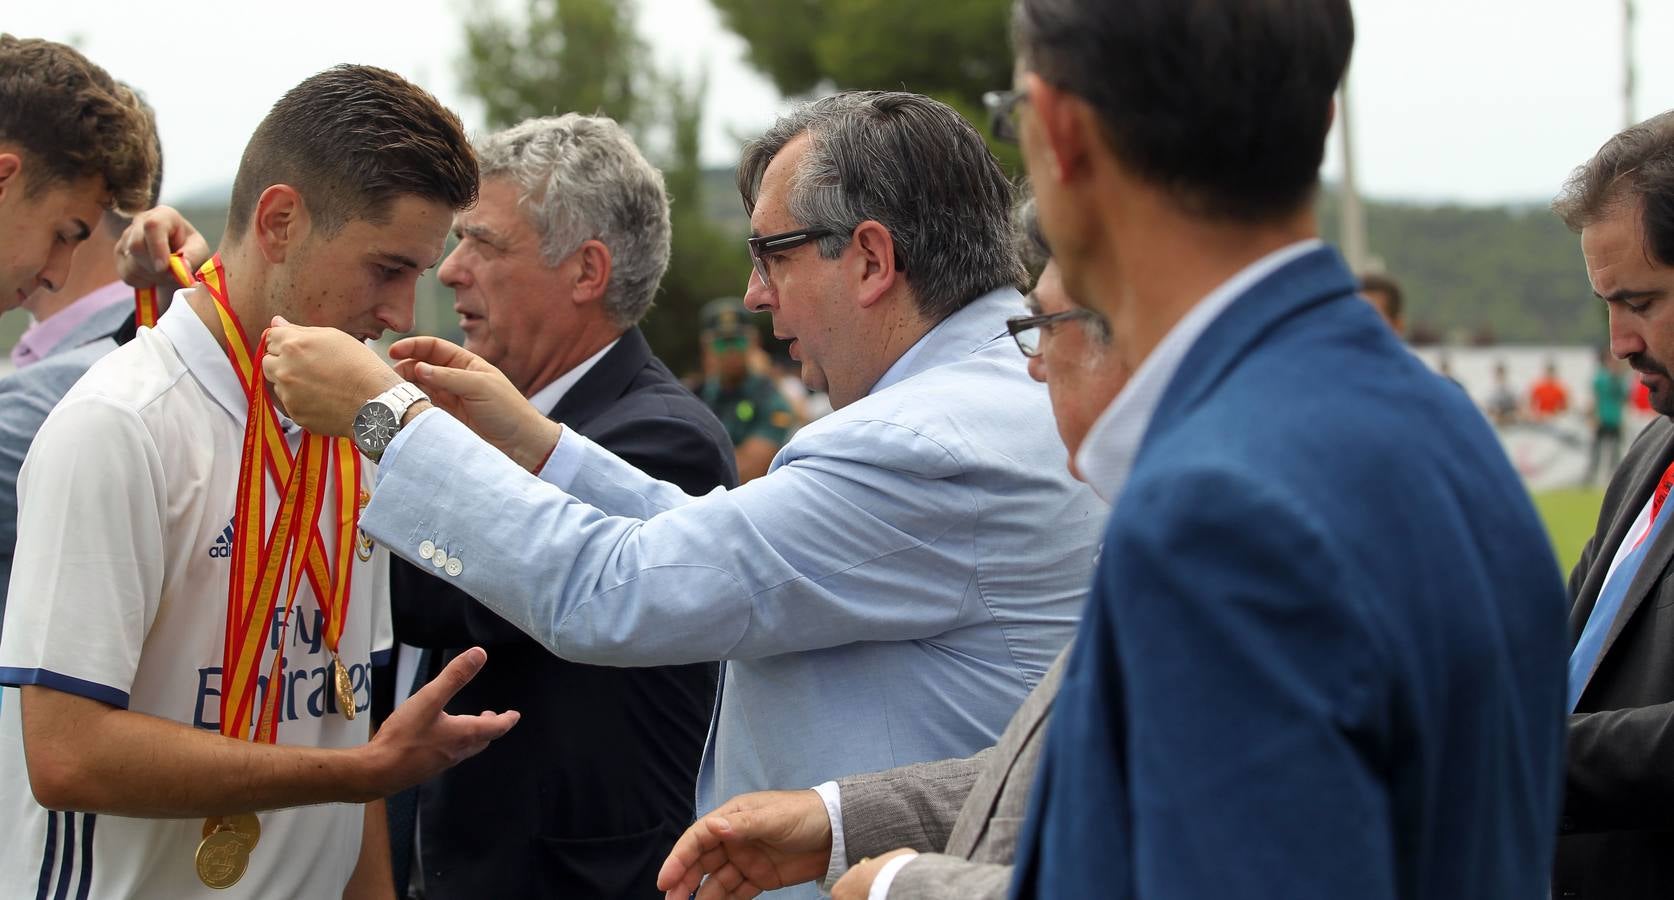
0, 397, 167, 708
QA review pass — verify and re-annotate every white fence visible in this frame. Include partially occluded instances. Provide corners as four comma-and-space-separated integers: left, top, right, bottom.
1410, 345, 1646, 492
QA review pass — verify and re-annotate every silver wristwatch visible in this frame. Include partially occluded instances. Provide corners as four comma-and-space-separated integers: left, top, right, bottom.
351, 382, 428, 462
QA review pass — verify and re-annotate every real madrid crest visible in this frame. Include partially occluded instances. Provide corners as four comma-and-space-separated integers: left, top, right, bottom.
356, 488, 374, 561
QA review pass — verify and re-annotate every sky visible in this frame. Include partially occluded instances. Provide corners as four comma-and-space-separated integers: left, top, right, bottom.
7, 0, 1672, 208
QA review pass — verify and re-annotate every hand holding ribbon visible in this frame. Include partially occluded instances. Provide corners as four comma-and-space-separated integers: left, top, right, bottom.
262, 318, 403, 439
390, 335, 563, 472
115, 205, 211, 287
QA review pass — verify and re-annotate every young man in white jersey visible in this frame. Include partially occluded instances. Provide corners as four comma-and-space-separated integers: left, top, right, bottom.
0, 65, 518, 898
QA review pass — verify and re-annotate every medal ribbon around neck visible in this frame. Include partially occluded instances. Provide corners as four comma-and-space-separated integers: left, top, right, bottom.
195, 254, 362, 740
133, 252, 196, 328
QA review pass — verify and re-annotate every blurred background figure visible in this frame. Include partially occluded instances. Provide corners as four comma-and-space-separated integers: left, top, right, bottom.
1587, 347, 1628, 486
1487, 361, 1520, 425
1529, 359, 1571, 419
767, 338, 831, 425
1358, 271, 1404, 335
698, 296, 799, 482
1434, 353, 1465, 390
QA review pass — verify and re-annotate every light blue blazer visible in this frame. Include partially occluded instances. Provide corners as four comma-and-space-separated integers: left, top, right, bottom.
361, 290, 1105, 866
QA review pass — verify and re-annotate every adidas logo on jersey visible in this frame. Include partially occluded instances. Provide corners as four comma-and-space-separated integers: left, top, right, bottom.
207, 521, 233, 559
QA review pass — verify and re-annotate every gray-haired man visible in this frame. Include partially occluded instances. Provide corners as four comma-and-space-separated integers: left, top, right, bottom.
655, 199, 1130, 900
391, 114, 738, 899
120, 113, 736, 899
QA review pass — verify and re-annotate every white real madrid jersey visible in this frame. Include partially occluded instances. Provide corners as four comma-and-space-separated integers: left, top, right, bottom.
0, 297, 392, 899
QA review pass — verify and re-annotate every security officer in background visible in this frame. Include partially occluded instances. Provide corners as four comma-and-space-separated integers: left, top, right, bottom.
698, 297, 798, 482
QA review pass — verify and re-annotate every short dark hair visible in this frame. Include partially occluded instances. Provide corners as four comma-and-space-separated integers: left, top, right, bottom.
0, 34, 160, 213
227, 65, 478, 241
1013, 0, 1354, 222
1359, 271, 1402, 321
1553, 109, 1674, 266
738, 91, 1026, 323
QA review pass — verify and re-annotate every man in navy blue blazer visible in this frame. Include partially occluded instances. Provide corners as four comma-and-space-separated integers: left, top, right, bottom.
1005, 2, 1569, 898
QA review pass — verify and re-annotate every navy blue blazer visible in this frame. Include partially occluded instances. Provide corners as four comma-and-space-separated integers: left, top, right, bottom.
388, 328, 736, 899
1010, 246, 1568, 899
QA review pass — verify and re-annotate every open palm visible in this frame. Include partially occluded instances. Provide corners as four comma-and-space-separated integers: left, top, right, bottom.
657, 790, 834, 900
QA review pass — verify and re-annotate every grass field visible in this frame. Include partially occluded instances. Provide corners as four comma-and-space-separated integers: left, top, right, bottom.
1533, 488, 1605, 576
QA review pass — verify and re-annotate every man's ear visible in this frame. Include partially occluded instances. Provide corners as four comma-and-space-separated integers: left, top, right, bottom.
570, 240, 613, 305
251, 184, 310, 264
851, 221, 899, 309
0, 152, 25, 206
1026, 72, 1096, 187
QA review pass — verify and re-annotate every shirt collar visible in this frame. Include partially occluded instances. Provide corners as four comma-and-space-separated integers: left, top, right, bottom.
155, 290, 302, 435
1075, 238, 1323, 503
11, 280, 131, 368
869, 287, 1023, 396
526, 337, 620, 416
870, 328, 935, 397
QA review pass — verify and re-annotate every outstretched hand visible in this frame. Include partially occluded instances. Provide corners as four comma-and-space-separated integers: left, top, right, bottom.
358, 647, 519, 799
115, 205, 210, 289
656, 790, 834, 900
390, 336, 561, 471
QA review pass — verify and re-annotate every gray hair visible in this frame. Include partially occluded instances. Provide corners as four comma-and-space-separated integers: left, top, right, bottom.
1014, 193, 1110, 344
738, 91, 1026, 324
1014, 194, 1052, 273
477, 113, 670, 328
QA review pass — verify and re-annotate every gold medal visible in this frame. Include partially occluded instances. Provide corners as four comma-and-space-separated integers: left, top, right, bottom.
194, 827, 249, 889
201, 813, 260, 850
333, 656, 356, 720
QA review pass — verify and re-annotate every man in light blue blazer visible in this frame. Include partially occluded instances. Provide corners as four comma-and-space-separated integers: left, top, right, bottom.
263, 91, 1105, 898
1006, 2, 1568, 899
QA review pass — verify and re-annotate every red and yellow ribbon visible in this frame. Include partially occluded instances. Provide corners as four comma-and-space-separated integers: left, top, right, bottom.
133, 252, 195, 328
196, 254, 361, 741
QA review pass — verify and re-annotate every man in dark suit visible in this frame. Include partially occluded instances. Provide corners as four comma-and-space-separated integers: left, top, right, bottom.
389, 113, 735, 898
1550, 108, 1674, 899
1005, 2, 1569, 898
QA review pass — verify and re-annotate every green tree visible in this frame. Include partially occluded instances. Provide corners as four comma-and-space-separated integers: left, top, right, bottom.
463, 0, 646, 130
457, 0, 750, 375
642, 71, 753, 375
711, 0, 1020, 169
1316, 189, 1598, 345
712, 0, 1014, 100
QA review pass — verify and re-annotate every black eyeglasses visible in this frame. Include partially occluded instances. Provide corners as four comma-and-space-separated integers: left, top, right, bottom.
747, 228, 833, 291
983, 89, 1026, 145
1007, 308, 1099, 358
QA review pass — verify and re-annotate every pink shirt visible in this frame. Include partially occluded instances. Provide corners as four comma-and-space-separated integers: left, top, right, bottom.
10, 280, 130, 369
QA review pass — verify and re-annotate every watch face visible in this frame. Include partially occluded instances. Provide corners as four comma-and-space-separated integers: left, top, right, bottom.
353, 403, 400, 453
